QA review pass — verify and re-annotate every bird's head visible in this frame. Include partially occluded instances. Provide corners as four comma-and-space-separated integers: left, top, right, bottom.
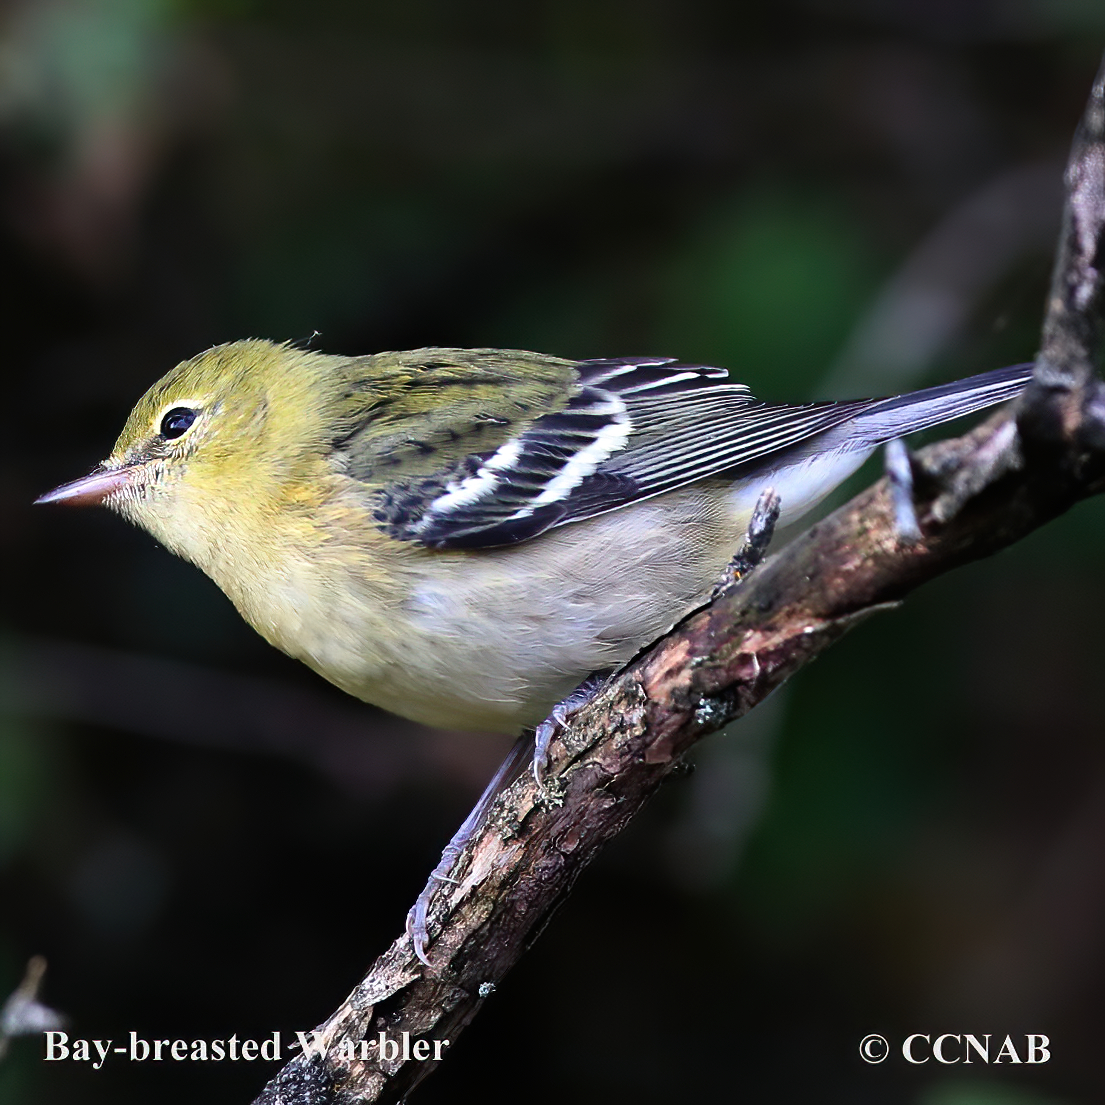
36, 339, 340, 566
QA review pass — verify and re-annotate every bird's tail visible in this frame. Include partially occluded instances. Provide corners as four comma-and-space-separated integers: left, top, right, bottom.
850, 362, 1033, 444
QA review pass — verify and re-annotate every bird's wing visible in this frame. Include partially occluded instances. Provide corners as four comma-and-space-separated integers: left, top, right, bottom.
367, 355, 876, 549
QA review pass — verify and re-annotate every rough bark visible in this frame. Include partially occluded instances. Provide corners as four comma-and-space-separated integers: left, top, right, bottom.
252, 55, 1105, 1105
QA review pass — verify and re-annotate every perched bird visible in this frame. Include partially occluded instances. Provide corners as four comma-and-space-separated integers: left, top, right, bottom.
39, 340, 1030, 740
38, 339, 1032, 961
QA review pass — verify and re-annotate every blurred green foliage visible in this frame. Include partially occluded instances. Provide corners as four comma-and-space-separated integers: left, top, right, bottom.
0, 718, 49, 870
655, 188, 882, 392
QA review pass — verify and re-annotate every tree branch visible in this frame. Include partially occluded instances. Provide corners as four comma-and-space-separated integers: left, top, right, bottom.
252, 53, 1105, 1105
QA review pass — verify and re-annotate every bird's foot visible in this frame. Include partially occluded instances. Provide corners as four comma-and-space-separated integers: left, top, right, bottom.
710, 487, 781, 599
533, 674, 609, 791
406, 733, 532, 967
407, 847, 463, 968
884, 438, 923, 544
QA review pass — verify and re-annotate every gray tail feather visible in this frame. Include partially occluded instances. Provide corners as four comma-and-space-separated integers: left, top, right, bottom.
851, 362, 1034, 444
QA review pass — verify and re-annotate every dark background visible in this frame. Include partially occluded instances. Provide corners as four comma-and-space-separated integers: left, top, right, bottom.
1, 1, 1104, 1103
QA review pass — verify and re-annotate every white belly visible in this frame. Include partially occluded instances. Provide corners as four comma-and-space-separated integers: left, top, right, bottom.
335, 489, 743, 732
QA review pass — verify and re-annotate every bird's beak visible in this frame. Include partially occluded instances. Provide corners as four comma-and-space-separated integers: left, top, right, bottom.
35, 464, 134, 507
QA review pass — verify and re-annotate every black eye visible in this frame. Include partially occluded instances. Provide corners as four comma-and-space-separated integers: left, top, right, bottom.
160, 407, 197, 439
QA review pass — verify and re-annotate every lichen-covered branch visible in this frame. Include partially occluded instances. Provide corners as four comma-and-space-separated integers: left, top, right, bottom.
252, 53, 1105, 1105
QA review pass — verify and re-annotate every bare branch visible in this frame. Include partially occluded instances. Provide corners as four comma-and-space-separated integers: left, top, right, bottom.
1024, 53, 1105, 459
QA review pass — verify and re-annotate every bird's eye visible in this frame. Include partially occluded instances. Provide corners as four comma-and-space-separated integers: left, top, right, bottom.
160, 407, 198, 439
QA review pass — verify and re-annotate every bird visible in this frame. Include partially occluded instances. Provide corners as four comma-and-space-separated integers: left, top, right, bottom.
38, 339, 1030, 738
37, 340, 1031, 960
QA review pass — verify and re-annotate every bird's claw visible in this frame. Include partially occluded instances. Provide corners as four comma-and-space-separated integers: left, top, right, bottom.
884, 438, 923, 544
405, 733, 533, 968
408, 843, 463, 966
532, 676, 607, 791
710, 487, 781, 598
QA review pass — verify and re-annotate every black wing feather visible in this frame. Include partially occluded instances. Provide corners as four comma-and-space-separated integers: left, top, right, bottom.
376, 357, 873, 548
374, 356, 1030, 549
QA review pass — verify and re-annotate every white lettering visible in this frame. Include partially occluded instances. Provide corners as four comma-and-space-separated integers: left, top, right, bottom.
933, 1034, 960, 1063
963, 1034, 990, 1064
44, 1031, 69, 1060
1026, 1035, 1050, 1063
378, 1032, 399, 1061
295, 1031, 327, 1060
41, 1026, 448, 1066
903, 1034, 930, 1063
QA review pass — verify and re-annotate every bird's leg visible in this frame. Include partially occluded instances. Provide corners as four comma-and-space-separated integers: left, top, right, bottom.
409, 489, 787, 963
532, 673, 610, 790
884, 438, 923, 544
407, 731, 533, 967
535, 493, 783, 791
709, 487, 782, 599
